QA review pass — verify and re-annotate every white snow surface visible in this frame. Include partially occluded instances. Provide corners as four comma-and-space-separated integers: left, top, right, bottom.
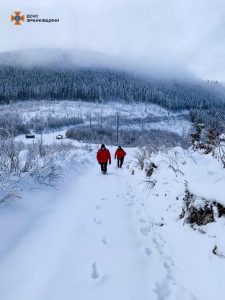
1, 100, 191, 136
0, 144, 225, 300
0, 100, 177, 120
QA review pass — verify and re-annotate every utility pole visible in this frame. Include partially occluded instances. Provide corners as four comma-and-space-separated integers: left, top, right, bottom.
116, 112, 120, 143
89, 113, 92, 129
100, 105, 103, 129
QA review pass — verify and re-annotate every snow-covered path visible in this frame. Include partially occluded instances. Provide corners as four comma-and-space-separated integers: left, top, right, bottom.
0, 162, 153, 300
1, 149, 225, 300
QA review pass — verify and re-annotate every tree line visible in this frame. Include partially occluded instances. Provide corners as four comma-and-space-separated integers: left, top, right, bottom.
1, 66, 225, 112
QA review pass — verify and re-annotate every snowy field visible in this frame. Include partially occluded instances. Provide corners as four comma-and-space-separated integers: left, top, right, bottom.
0, 133, 225, 300
0, 100, 185, 120
0, 100, 191, 136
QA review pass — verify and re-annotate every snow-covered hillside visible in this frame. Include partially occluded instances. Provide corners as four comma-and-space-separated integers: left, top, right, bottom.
0, 138, 225, 300
0, 100, 190, 138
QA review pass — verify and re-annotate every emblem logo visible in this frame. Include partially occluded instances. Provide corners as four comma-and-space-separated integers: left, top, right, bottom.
11, 11, 25, 25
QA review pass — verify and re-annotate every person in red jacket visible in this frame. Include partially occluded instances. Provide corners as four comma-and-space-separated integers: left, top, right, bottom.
115, 146, 126, 168
96, 144, 111, 174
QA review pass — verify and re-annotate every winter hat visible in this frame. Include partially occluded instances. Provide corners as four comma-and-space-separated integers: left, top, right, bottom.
101, 144, 106, 149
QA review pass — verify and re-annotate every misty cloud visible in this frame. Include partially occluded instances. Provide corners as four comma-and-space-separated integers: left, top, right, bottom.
1, 0, 225, 80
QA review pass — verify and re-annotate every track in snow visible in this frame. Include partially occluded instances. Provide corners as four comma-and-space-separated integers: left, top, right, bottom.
0, 163, 154, 300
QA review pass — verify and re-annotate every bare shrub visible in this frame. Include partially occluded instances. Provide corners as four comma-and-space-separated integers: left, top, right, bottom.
134, 148, 149, 170
30, 161, 62, 187
0, 136, 79, 203
215, 143, 225, 168
0, 137, 24, 203
143, 179, 157, 191
167, 152, 184, 177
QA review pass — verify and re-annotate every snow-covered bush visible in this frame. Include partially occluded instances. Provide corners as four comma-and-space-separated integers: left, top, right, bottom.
0, 112, 29, 136
190, 121, 225, 168
145, 162, 157, 177
0, 137, 83, 203
0, 137, 24, 203
66, 126, 114, 145
66, 126, 187, 148
29, 115, 83, 133
180, 186, 225, 226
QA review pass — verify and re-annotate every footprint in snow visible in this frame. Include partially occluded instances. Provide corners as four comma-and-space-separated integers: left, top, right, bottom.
139, 218, 147, 224
91, 262, 108, 283
93, 217, 102, 225
140, 226, 152, 236
95, 205, 101, 210
101, 236, 112, 246
92, 262, 99, 279
101, 237, 108, 245
145, 247, 152, 258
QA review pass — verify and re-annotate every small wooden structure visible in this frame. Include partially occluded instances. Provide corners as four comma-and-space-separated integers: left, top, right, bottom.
26, 134, 35, 139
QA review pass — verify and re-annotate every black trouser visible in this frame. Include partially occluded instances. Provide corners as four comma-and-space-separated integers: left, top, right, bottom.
100, 162, 108, 173
117, 157, 124, 168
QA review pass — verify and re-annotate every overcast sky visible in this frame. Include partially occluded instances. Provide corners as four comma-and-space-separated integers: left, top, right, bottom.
1, 0, 225, 81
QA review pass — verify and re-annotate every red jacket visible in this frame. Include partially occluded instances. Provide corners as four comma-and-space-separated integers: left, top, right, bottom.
97, 149, 111, 164
115, 148, 126, 159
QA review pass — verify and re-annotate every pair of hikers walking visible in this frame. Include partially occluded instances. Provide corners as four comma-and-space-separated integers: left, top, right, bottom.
96, 144, 126, 174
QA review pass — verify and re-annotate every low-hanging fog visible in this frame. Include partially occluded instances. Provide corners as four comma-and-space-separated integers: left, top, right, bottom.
1, 0, 225, 81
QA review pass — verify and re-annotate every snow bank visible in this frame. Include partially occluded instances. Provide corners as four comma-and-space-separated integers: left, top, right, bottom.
123, 146, 225, 300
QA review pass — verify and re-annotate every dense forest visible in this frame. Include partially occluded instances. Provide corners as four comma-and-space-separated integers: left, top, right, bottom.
1, 65, 225, 130
0, 66, 225, 110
